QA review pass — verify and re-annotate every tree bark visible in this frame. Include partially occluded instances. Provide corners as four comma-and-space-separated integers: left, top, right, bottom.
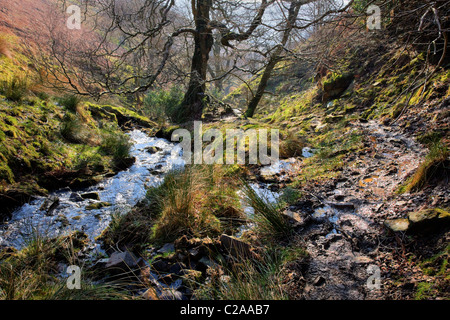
179, 0, 214, 122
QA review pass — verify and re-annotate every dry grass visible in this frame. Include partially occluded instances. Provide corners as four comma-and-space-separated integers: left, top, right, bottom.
405, 141, 449, 192
149, 165, 243, 243
0, 36, 11, 58
279, 132, 306, 159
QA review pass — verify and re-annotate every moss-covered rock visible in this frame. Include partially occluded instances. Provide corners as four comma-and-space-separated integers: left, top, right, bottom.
87, 103, 156, 128
86, 202, 112, 210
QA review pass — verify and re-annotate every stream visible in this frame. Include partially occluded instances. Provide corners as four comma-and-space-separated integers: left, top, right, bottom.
0, 126, 316, 251
0, 130, 185, 249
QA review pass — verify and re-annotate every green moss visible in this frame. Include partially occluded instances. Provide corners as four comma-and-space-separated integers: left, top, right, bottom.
86, 202, 112, 210
415, 282, 433, 300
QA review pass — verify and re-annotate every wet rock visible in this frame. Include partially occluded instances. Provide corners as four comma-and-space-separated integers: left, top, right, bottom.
329, 202, 355, 210
169, 262, 186, 275
105, 251, 142, 272
69, 192, 84, 202
86, 202, 112, 210
116, 157, 136, 170
188, 247, 202, 260
219, 234, 255, 259
145, 146, 162, 154
313, 276, 326, 286
179, 269, 203, 286
325, 114, 345, 124
157, 243, 175, 254
151, 259, 168, 272
40, 196, 60, 216
198, 256, 216, 269
55, 214, 70, 227
81, 192, 100, 201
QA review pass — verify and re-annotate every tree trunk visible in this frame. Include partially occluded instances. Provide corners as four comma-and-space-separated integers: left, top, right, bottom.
245, 55, 280, 118
245, 1, 303, 118
179, 0, 214, 122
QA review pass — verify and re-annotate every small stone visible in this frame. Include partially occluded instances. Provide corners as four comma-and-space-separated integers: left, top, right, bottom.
157, 243, 175, 254
81, 192, 100, 201
169, 262, 186, 275
219, 234, 255, 259
151, 259, 169, 272
408, 208, 450, 232
69, 193, 84, 202
384, 218, 410, 232
105, 251, 141, 271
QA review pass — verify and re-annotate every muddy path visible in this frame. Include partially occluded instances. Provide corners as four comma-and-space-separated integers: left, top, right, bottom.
277, 120, 429, 299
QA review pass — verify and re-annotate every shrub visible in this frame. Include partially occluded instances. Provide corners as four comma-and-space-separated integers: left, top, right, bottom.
143, 86, 184, 123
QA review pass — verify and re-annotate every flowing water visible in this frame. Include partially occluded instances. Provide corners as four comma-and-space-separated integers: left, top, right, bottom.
0, 130, 185, 249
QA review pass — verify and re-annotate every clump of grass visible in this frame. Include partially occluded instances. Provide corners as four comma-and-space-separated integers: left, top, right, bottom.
279, 187, 302, 206
279, 132, 306, 158
405, 140, 449, 192
241, 180, 292, 240
0, 75, 29, 102
58, 95, 81, 112
148, 165, 242, 243
100, 132, 132, 167
99, 209, 153, 253
60, 114, 90, 144
0, 230, 127, 300
150, 166, 221, 243
196, 245, 306, 300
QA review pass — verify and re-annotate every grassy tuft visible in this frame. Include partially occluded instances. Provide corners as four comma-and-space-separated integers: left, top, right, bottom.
0, 75, 29, 102
57, 95, 81, 112
405, 140, 449, 193
241, 180, 292, 240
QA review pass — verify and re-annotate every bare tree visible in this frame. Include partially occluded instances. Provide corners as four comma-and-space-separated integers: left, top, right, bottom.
31, 0, 278, 121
